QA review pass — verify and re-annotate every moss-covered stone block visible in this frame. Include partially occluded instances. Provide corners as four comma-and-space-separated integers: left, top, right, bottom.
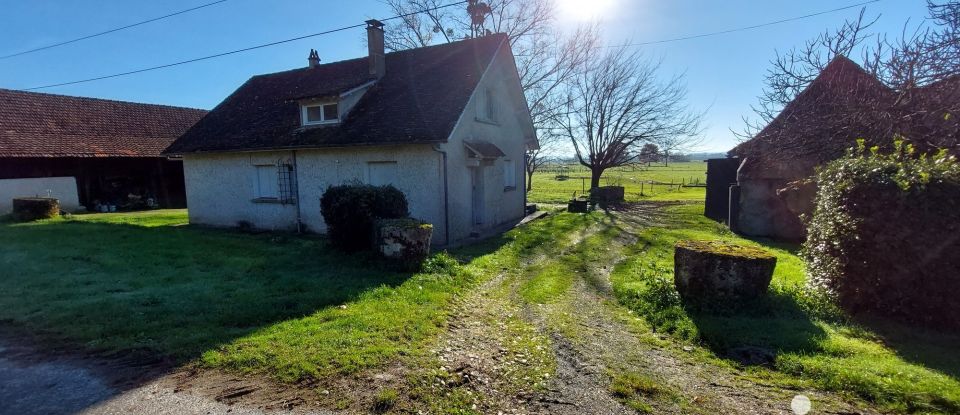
673, 240, 776, 307
12, 197, 60, 222
375, 218, 433, 270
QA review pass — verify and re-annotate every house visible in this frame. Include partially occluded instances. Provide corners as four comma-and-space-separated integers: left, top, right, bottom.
727, 56, 959, 240
0, 89, 207, 213
164, 21, 538, 246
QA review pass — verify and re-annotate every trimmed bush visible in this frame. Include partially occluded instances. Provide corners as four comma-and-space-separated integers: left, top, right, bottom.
804, 140, 960, 329
12, 197, 60, 221
320, 184, 409, 251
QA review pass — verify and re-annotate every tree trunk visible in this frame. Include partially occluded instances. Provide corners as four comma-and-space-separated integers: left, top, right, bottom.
526, 170, 534, 191
663, 151, 670, 167
590, 167, 604, 189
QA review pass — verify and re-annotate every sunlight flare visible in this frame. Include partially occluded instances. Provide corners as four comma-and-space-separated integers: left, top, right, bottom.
556, 0, 617, 21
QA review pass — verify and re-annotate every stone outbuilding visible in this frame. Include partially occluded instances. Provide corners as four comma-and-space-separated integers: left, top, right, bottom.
726, 56, 959, 241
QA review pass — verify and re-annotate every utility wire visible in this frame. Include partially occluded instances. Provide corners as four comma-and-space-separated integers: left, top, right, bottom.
22, 1, 468, 91
20, 0, 876, 90
1, 0, 230, 60
611, 0, 881, 48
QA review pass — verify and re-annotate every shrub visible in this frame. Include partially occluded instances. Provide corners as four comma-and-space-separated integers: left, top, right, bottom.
320, 184, 409, 251
804, 140, 960, 329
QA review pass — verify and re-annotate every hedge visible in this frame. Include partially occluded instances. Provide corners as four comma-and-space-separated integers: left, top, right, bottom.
320, 184, 409, 251
803, 140, 960, 329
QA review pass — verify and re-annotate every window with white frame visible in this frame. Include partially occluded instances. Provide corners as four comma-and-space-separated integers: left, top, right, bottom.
302, 102, 339, 125
503, 159, 516, 190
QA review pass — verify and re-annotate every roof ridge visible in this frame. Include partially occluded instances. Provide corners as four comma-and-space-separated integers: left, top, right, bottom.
0, 87, 209, 113
250, 33, 509, 79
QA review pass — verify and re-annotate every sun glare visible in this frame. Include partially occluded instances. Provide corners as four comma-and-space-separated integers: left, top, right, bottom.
556, 0, 617, 21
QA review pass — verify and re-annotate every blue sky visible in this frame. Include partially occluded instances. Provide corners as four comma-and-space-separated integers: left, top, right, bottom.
0, 0, 930, 152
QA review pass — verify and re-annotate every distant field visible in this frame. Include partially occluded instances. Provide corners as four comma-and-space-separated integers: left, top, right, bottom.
527, 162, 707, 204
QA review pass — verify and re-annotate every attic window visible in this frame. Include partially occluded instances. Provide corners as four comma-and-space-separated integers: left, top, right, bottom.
302, 102, 339, 125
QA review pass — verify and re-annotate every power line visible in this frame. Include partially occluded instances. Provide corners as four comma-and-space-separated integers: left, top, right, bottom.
612, 0, 881, 48
22, 1, 469, 91
0, 0, 231, 60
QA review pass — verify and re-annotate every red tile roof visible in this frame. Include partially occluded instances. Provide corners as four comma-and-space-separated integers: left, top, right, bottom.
0, 88, 207, 158
165, 34, 508, 154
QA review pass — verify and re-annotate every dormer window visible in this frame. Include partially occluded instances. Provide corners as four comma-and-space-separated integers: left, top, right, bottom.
302, 102, 339, 125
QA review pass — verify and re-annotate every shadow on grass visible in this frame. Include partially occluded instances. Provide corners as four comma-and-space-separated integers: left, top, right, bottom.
854, 316, 960, 380
684, 289, 828, 366
0, 218, 510, 413
1, 220, 402, 354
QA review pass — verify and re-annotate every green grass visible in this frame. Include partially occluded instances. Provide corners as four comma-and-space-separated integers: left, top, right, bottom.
527, 162, 707, 204
609, 203, 960, 413
609, 372, 680, 413
0, 208, 592, 384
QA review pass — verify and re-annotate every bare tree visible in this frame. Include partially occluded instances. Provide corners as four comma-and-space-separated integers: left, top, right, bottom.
871, 1, 960, 88
524, 131, 563, 190
553, 47, 702, 188
648, 133, 703, 167
736, 9, 877, 140
382, 0, 599, 192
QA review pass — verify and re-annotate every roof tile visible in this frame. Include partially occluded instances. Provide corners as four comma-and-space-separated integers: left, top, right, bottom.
0, 89, 207, 158
165, 34, 508, 154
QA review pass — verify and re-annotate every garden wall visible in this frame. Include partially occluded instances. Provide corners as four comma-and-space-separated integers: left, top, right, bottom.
0, 177, 80, 214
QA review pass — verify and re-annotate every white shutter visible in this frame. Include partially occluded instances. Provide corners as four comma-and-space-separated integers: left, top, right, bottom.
255, 165, 278, 198
368, 161, 399, 186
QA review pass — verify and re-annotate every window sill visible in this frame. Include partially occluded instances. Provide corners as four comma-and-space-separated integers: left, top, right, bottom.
251, 197, 296, 204
301, 121, 340, 128
474, 117, 500, 126
503, 186, 517, 192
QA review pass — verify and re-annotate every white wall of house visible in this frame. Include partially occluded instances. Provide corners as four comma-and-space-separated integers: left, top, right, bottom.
0, 177, 80, 214
182, 144, 445, 238
437, 42, 534, 242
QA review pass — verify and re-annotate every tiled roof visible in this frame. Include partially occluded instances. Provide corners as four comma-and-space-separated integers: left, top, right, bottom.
165, 33, 508, 154
730, 56, 895, 162
0, 88, 207, 158
730, 56, 959, 179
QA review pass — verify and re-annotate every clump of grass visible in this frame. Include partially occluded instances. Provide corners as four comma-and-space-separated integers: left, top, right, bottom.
372, 388, 399, 412
610, 372, 677, 413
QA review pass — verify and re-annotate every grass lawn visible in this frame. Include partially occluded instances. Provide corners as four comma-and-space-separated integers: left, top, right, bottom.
609, 203, 960, 413
0, 208, 589, 383
3, 205, 958, 413
527, 162, 707, 204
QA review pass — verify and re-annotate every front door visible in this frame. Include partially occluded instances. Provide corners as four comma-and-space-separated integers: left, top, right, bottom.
471, 167, 484, 225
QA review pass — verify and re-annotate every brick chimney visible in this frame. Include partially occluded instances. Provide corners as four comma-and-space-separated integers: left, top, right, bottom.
307, 49, 320, 68
366, 19, 385, 79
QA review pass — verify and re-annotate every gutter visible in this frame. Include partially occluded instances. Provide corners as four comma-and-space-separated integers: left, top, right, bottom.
293, 150, 303, 233
432, 144, 450, 246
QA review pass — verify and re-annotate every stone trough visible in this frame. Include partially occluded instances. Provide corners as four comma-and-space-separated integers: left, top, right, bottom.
673, 240, 776, 308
